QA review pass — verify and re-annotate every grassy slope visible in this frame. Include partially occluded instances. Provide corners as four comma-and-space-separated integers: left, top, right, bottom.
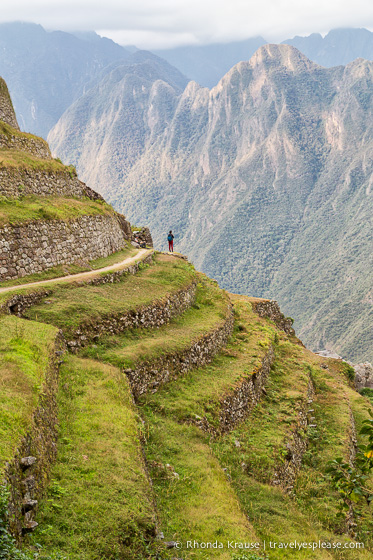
140, 296, 276, 429
24, 254, 196, 331
2, 250, 372, 559
30, 356, 159, 560
213, 338, 311, 483
0, 315, 58, 469
212, 341, 373, 560
79, 274, 230, 368
0, 195, 114, 227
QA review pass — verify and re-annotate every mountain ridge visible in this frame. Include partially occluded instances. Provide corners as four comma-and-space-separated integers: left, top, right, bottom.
48, 44, 373, 363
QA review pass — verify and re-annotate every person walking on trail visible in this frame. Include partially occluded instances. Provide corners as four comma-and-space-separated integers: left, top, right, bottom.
168, 230, 174, 252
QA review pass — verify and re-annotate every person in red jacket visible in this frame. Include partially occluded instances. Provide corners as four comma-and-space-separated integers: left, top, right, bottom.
168, 230, 174, 252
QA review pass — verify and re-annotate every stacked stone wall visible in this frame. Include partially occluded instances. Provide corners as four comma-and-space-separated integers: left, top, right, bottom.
0, 133, 51, 159
272, 379, 315, 491
251, 299, 295, 335
2, 333, 65, 543
0, 168, 104, 200
126, 304, 234, 400
0, 77, 19, 129
0, 214, 128, 281
192, 344, 276, 436
66, 280, 198, 350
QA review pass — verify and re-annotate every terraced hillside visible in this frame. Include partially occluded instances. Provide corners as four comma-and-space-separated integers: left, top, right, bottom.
1, 250, 372, 560
0, 76, 135, 284
1, 74, 372, 560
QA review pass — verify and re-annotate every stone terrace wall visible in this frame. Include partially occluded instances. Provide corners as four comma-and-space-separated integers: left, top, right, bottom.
66, 280, 198, 350
0, 214, 127, 281
0, 132, 51, 160
251, 299, 295, 335
0, 168, 104, 200
193, 344, 276, 436
0, 77, 19, 130
126, 304, 234, 400
3, 333, 64, 543
272, 379, 315, 491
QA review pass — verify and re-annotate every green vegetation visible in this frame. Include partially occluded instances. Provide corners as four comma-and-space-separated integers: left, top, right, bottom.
144, 414, 258, 559
0, 243, 137, 288
80, 275, 229, 368
0, 149, 68, 172
2, 251, 373, 559
30, 357, 158, 560
0, 195, 114, 227
0, 121, 48, 145
141, 296, 276, 429
211, 339, 311, 483
25, 254, 196, 332
0, 316, 58, 468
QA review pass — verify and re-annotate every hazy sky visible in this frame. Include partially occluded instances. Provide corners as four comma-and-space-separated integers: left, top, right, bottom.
1, 0, 373, 49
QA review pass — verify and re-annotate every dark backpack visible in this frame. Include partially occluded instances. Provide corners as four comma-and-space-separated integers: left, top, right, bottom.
168, 234, 173, 241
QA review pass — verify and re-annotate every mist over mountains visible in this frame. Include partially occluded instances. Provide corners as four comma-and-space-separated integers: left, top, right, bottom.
0, 23, 372, 137
153, 28, 373, 87
48, 43, 373, 363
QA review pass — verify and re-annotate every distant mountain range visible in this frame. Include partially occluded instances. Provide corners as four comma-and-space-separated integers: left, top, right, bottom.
0, 23, 372, 137
48, 44, 373, 363
0, 23, 372, 362
0, 22, 131, 137
154, 28, 373, 87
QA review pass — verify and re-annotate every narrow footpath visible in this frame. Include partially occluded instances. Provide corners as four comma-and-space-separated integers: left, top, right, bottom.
0, 248, 153, 294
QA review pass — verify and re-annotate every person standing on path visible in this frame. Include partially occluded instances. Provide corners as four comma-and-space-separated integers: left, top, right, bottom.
168, 230, 174, 252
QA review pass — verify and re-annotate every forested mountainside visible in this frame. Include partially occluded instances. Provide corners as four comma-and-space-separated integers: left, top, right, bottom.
153, 28, 373, 87
48, 43, 373, 363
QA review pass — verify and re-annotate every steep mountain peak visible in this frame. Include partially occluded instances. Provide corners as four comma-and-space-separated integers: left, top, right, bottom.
0, 77, 19, 130
343, 56, 373, 79
250, 43, 319, 72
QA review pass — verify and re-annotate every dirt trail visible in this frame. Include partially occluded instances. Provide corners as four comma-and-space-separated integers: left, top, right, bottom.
0, 248, 154, 294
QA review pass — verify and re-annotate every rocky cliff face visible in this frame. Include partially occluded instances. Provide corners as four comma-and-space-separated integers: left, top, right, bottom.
48, 44, 373, 362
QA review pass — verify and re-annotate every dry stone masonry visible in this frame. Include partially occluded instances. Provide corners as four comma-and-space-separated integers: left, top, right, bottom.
192, 344, 276, 436
0, 214, 128, 281
0, 131, 51, 160
0, 77, 19, 130
272, 379, 315, 491
3, 333, 65, 542
0, 168, 104, 200
66, 280, 198, 350
126, 303, 234, 400
251, 298, 295, 335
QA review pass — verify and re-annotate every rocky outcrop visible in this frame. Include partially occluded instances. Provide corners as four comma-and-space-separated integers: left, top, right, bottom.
0, 168, 105, 200
0, 214, 128, 281
127, 304, 234, 400
352, 362, 373, 391
250, 299, 295, 336
0, 77, 19, 129
2, 333, 65, 543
